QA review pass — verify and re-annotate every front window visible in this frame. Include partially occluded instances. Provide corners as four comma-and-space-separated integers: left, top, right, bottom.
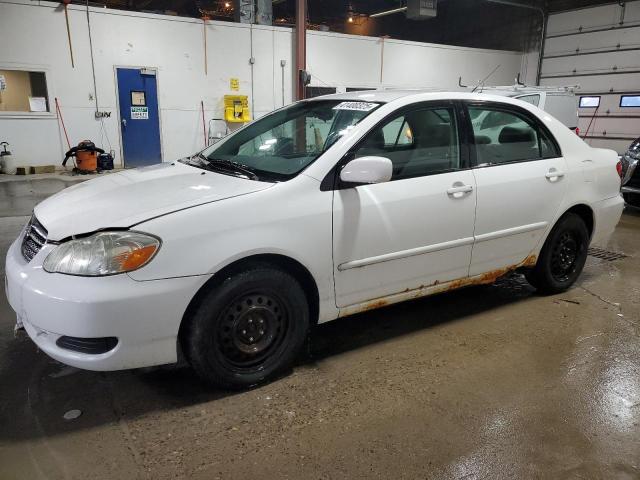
185, 100, 381, 181
353, 106, 460, 180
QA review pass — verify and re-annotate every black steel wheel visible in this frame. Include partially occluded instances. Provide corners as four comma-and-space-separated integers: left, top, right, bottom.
525, 212, 589, 294
183, 266, 310, 389
215, 292, 288, 370
549, 231, 580, 283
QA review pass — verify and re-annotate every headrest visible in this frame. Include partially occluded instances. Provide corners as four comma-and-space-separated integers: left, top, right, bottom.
499, 126, 534, 144
474, 135, 491, 145
415, 124, 451, 148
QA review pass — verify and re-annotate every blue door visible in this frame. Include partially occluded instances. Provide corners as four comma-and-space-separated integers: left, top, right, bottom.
117, 68, 162, 167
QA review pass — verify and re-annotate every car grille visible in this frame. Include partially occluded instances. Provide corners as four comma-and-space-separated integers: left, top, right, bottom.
21, 215, 48, 262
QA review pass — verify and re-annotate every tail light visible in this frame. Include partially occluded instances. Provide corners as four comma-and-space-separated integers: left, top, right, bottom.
575, 127, 580, 136
616, 160, 623, 179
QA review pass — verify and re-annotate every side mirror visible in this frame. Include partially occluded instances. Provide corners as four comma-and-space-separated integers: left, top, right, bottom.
340, 156, 393, 185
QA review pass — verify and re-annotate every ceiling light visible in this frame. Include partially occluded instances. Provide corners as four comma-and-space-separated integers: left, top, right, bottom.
369, 6, 407, 18
224, 2, 231, 7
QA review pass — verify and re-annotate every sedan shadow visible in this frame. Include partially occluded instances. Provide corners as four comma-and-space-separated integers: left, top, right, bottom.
0, 273, 536, 442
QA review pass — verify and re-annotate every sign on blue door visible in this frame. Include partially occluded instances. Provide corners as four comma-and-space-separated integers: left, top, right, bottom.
117, 68, 162, 167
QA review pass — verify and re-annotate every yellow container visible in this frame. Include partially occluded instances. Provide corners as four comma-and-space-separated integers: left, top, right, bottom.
224, 95, 250, 123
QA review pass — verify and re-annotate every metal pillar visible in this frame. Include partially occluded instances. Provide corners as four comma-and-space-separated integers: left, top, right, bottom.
295, 0, 306, 100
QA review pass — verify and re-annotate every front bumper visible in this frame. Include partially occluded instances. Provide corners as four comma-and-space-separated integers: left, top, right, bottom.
5, 237, 206, 371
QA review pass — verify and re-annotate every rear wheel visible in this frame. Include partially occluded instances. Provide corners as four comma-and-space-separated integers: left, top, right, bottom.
184, 266, 310, 389
525, 213, 589, 294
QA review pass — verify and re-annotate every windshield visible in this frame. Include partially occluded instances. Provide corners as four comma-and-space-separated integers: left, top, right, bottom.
183, 100, 381, 181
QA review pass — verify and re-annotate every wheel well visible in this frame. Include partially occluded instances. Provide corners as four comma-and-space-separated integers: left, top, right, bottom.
178, 254, 320, 350
565, 204, 594, 238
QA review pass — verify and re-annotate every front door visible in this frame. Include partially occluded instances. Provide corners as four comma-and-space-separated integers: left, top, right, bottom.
333, 103, 477, 308
467, 103, 568, 276
117, 67, 162, 167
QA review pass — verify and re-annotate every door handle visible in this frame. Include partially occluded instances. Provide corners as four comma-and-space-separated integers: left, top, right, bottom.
447, 184, 474, 198
121, 118, 127, 128
545, 168, 565, 181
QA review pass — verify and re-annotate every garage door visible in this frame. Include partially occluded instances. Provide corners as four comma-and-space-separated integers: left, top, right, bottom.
539, 1, 640, 154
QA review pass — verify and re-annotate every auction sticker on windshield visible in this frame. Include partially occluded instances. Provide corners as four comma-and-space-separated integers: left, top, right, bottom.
333, 102, 379, 112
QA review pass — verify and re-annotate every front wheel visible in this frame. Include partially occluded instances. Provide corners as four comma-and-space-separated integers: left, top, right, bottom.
183, 266, 310, 389
525, 213, 589, 294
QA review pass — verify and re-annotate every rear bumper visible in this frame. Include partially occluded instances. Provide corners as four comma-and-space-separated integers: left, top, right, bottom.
591, 195, 624, 246
5, 237, 206, 371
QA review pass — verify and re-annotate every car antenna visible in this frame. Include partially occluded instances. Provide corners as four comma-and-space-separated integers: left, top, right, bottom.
458, 76, 468, 88
472, 64, 501, 93
515, 72, 526, 86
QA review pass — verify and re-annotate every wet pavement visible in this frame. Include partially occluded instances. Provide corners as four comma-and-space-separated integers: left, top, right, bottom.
1, 206, 639, 479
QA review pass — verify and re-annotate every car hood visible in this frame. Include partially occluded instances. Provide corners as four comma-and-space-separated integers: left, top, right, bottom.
35, 162, 274, 241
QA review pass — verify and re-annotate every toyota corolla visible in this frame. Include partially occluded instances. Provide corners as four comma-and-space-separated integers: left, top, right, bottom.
5, 91, 624, 388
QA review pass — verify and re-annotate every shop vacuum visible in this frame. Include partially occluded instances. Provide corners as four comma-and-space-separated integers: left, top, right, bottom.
63, 140, 114, 174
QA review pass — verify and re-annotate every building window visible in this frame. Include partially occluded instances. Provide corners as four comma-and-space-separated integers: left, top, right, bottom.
620, 95, 640, 108
0, 69, 50, 113
579, 96, 600, 108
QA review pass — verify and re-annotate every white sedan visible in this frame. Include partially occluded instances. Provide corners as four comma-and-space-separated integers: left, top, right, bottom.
5, 91, 623, 388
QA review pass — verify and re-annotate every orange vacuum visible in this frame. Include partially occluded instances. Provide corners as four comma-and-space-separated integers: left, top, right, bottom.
62, 140, 104, 174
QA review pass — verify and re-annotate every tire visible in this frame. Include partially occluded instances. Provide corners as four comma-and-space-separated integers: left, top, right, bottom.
525, 213, 589, 295
183, 266, 310, 389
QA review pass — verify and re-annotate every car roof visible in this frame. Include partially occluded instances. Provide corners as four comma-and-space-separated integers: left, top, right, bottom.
305, 89, 437, 103
307, 87, 577, 104
305, 89, 545, 107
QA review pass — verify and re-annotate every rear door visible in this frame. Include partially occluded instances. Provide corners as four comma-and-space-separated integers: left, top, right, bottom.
466, 102, 568, 276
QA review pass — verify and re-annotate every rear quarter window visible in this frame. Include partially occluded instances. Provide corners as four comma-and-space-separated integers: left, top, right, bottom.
516, 94, 540, 107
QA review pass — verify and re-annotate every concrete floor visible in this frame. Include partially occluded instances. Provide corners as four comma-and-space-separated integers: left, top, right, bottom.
0, 184, 639, 479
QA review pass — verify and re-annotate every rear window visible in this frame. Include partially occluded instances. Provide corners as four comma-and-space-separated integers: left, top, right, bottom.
469, 106, 560, 165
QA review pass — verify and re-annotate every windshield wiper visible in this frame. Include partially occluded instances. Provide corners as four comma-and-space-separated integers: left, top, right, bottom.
198, 155, 259, 181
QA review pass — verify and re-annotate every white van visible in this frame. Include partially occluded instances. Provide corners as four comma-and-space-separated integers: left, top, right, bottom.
477, 86, 579, 132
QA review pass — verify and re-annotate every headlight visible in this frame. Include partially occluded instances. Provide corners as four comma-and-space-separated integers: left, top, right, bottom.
43, 231, 160, 276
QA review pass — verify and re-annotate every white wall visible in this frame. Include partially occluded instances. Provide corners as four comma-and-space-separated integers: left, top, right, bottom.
306, 31, 523, 91
540, 1, 640, 153
0, 0, 523, 168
